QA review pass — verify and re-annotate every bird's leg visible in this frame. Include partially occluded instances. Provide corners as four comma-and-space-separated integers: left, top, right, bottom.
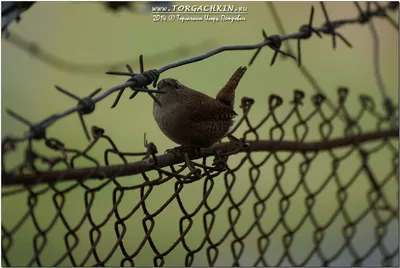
212, 148, 229, 171
227, 134, 240, 143
165, 145, 202, 169
183, 151, 202, 178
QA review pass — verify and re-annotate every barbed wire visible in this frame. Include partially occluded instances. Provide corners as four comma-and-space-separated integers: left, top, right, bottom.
1, 1, 35, 33
3, 31, 217, 75
2, 1, 208, 76
267, 1, 398, 125
2, 1, 398, 145
1, 1, 171, 34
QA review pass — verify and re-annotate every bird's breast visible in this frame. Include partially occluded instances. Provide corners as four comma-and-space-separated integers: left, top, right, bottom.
153, 98, 234, 147
153, 102, 189, 140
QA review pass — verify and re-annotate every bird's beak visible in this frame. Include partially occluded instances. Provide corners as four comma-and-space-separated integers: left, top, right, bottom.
157, 78, 176, 91
157, 79, 166, 91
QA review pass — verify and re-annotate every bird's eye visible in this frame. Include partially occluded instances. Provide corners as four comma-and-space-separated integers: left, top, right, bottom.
174, 81, 180, 89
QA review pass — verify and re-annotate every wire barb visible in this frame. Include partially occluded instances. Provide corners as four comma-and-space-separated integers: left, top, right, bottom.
373, 2, 399, 29
6, 109, 47, 140
55, 85, 101, 141
6, 109, 33, 126
107, 56, 161, 108
249, 30, 297, 66
319, 2, 353, 49
297, 6, 322, 66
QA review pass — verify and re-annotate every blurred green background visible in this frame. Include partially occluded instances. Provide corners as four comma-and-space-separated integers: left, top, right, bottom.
1, 1, 398, 266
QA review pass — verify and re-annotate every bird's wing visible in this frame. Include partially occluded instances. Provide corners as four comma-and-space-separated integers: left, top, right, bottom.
188, 97, 237, 122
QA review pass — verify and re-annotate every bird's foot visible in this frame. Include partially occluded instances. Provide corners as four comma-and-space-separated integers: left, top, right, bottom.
165, 145, 203, 177
165, 145, 201, 157
227, 134, 250, 151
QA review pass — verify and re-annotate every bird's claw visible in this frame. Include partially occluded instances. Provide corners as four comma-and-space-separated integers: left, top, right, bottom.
165, 147, 182, 157
165, 145, 201, 156
165, 145, 203, 177
187, 167, 202, 179
227, 135, 250, 150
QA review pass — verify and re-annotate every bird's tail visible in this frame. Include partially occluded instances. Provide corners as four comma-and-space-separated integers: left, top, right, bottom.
216, 66, 247, 108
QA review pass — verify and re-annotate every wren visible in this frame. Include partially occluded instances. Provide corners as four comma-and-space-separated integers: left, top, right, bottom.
153, 66, 247, 148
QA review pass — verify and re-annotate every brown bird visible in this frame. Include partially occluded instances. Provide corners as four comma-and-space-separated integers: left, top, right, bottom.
153, 66, 247, 148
